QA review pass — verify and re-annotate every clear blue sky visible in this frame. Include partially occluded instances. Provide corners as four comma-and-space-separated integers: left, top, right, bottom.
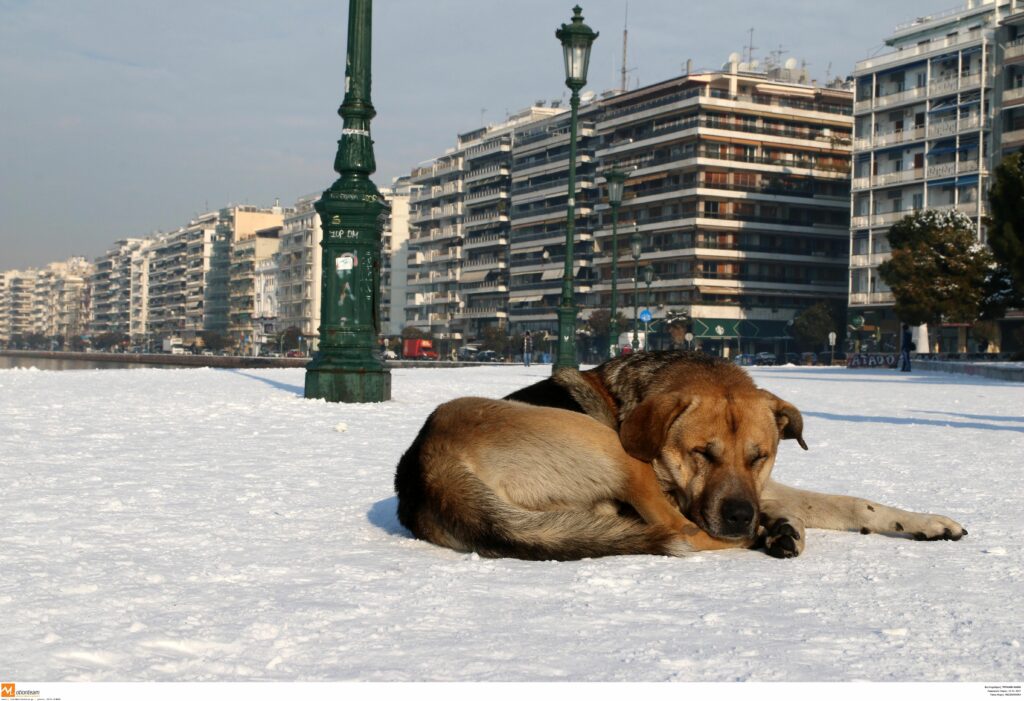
0, 0, 947, 269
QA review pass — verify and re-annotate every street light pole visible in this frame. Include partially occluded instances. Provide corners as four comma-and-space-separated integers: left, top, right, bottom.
554, 6, 598, 371
304, 0, 390, 403
643, 264, 654, 351
604, 168, 627, 359
630, 230, 642, 353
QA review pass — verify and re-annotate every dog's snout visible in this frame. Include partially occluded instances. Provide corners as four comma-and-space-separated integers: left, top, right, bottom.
721, 499, 756, 531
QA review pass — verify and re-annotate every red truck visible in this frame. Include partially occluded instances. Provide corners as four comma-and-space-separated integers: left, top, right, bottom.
402, 338, 439, 360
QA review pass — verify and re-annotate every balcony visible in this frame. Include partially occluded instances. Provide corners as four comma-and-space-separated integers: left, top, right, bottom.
1006, 37, 1024, 62
1003, 85, 1024, 103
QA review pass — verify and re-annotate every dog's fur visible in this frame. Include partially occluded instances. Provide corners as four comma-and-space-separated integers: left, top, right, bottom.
506, 351, 967, 557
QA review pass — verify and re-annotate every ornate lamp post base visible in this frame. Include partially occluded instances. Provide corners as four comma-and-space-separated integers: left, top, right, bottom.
305, 363, 391, 403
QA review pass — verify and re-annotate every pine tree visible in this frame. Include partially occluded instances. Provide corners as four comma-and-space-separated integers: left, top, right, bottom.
878, 209, 994, 328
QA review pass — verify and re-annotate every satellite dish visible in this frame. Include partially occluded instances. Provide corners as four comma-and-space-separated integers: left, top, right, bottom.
728, 52, 742, 63
784, 57, 799, 70
750, 59, 760, 70
580, 90, 597, 103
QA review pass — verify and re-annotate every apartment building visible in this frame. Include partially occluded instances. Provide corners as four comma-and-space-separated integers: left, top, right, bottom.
0, 270, 37, 344
405, 107, 561, 347
277, 195, 322, 350
381, 177, 412, 337
507, 103, 601, 341
596, 65, 853, 356
182, 211, 223, 342
147, 230, 189, 341
850, 0, 1024, 351
228, 225, 282, 353
90, 239, 147, 338
33, 258, 93, 341
253, 252, 279, 353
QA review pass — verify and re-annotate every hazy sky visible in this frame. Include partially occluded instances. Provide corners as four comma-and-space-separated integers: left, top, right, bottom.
1, 0, 949, 269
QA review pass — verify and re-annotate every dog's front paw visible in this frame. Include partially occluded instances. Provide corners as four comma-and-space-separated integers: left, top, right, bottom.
758, 516, 804, 558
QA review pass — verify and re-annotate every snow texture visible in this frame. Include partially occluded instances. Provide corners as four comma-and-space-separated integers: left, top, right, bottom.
0, 364, 1021, 682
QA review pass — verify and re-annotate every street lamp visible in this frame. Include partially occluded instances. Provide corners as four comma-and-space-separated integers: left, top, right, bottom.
604, 168, 627, 359
554, 5, 598, 371
305, 0, 390, 403
630, 230, 642, 352
643, 264, 655, 351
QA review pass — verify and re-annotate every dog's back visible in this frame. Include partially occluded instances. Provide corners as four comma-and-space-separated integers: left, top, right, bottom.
394, 398, 687, 560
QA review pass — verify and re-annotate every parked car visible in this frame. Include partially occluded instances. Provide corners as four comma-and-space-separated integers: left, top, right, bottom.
784, 352, 800, 366
754, 352, 777, 366
286, 349, 304, 358
476, 350, 502, 363
733, 353, 755, 366
800, 352, 818, 366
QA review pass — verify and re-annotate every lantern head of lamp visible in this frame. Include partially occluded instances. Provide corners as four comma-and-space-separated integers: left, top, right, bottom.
630, 231, 643, 261
556, 6, 599, 90
643, 264, 655, 286
605, 168, 627, 208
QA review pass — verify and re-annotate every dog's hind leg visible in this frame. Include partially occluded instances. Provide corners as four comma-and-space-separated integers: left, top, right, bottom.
760, 480, 966, 556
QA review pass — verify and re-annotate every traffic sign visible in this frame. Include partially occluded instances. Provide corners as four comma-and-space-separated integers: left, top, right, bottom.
639, 309, 652, 323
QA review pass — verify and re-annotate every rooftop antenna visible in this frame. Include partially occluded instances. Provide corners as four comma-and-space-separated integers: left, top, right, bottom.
744, 27, 757, 65
620, 2, 631, 92
825, 61, 832, 83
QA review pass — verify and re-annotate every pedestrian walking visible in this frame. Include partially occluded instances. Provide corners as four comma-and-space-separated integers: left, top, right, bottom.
523, 331, 533, 367
899, 323, 913, 373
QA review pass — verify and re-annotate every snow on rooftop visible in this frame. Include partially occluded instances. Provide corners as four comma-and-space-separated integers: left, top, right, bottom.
0, 364, 1021, 682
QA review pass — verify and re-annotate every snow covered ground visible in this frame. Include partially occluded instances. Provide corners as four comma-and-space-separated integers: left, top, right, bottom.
1, 363, 1021, 682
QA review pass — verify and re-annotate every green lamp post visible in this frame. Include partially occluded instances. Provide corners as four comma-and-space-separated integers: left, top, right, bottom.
642, 264, 655, 351
630, 230, 642, 353
604, 168, 627, 359
553, 5, 598, 371
304, 0, 391, 403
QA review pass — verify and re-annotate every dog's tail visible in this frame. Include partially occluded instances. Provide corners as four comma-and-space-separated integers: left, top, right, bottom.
395, 418, 688, 560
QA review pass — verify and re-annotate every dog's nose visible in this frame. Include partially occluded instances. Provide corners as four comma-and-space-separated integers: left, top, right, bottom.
721, 499, 755, 531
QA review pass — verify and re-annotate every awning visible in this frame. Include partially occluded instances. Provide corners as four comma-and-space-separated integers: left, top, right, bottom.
510, 294, 544, 303
957, 174, 979, 186
460, 270, 490, 283
541, 268, 562, 280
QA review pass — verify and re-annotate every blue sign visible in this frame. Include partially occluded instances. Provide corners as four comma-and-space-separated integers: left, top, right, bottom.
639, 309, 653, 323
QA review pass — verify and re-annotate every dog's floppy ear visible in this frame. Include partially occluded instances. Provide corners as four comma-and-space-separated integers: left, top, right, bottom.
759, 390, 808, 450
619, 393, 692, 462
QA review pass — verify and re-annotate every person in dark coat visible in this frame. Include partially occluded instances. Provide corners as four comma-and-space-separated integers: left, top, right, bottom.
899, 323, 913, 373
523, 331, 533, 367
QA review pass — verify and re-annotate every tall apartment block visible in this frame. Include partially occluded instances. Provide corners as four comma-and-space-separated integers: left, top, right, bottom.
406, 107, 561, 346
33, 258, 93, 341
597, 66, 852, 356
90, 239, 148, 338
228, 224, 282, 353
381, 178, 412, 337
277, 194, 322, 350
182, 211, 223, 341
850, 0, 1024, 352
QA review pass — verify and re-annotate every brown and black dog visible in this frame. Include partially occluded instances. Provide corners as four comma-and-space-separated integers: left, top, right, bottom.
394, 351, 966, 560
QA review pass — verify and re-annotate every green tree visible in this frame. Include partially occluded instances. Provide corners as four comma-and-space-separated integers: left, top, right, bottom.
878, 209, 994, 328
478, 325, 509, 353
585, 309, 628, 352
199, 330, 231, 352
792, 302, 835, 350
985, 150, 1024, 301
93, 332, 129, 351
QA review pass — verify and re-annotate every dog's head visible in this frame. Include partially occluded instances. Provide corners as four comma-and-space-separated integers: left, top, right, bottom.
618, 388, 807, 540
